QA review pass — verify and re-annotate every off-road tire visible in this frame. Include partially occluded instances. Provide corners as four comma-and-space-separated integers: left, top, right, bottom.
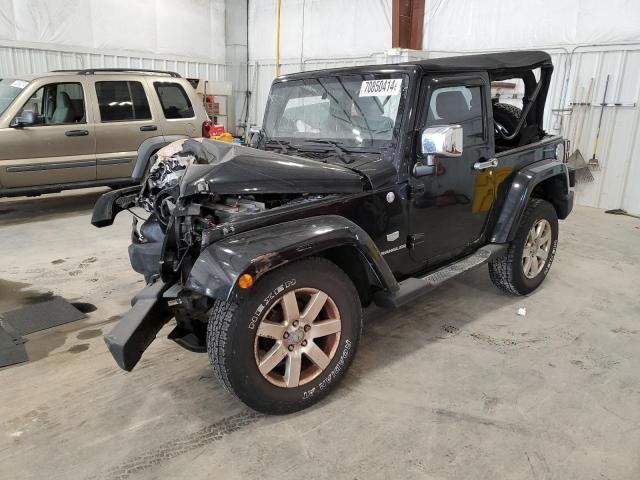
207, 257, 362, 414
489, 198, 558, 295
493, 102, 525, 147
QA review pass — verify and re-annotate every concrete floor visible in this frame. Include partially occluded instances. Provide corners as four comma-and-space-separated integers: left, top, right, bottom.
0, 189, 639, 480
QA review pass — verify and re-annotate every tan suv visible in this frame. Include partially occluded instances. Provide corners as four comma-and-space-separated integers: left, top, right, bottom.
0, 69, 213, 197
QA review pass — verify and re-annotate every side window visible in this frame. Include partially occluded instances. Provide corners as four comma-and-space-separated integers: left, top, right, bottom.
427, 85, 484, 146
18, 82, 85, 125
154, 83, 194, 119
95, 81, 151, 122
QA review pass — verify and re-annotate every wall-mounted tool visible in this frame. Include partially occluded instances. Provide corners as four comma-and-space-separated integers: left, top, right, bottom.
567, 78, 594, 184
588, 74, 610, 170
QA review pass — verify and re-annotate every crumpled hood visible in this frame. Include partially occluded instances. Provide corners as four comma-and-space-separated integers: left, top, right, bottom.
175, 139, 366, 197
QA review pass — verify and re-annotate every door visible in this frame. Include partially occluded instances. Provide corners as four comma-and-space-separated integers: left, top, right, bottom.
91, 79, 159, 180
0, 81, 95, 188
409, 74, 495, 265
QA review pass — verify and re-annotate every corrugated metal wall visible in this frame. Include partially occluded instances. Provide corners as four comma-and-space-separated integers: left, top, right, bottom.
0, 43, 227, 85
555, 45, 640, 214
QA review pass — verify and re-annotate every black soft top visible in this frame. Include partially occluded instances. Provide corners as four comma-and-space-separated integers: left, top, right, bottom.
413, 51, 552, 79
280, 51, 552, 82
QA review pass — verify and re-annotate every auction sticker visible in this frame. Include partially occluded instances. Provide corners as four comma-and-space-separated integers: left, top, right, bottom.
11, 80, 28, 89
359, 79, 401, 97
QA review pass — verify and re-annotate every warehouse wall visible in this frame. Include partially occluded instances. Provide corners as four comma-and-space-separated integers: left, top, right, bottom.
0, 0, 228, 85
247, 0, 393, 126
423, 0, 640, 51
0, 0, 226, 61
248, 0, 640, 214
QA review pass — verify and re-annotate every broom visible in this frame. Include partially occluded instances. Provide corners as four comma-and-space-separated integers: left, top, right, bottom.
567, 78, 594, 184
588, 74, 610, 171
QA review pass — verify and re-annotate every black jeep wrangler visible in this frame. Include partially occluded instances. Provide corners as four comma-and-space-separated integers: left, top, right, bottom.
93, 51, 574, 414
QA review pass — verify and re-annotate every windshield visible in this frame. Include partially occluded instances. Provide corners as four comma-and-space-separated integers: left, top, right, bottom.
263, 73, 408, 148
0, 78, 29, 116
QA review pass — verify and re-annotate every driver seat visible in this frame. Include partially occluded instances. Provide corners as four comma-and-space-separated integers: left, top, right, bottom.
51, 92, 75, 124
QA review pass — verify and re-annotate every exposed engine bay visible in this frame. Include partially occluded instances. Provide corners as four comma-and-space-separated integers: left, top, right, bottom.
128, 138, 334, 287
137, 139, 328, 231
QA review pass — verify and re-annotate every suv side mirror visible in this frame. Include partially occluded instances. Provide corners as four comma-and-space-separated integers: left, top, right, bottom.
414, 125, 464, 177
421, 125, 463, 157
249, 127, 265, 149
11, 111, 36, 128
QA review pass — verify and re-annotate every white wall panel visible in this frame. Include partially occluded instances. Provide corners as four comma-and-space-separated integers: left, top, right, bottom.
0, 0, 226, 61
248, 0, 392, 62
0, 43, 227, 83
424, 0, 640, 52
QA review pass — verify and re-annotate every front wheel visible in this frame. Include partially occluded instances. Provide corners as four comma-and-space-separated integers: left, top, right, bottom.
207, 257, 362, 414
489, 198, 558, 295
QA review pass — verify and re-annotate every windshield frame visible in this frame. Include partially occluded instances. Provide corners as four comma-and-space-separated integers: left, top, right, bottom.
263, 72, 410, 151
0, 78, 30, 117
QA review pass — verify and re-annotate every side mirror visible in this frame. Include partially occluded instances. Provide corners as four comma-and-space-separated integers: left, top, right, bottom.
11, 111, 36, 128
420, 125, 463, 157
414, 125, 463, 177
248, 127, 265, 149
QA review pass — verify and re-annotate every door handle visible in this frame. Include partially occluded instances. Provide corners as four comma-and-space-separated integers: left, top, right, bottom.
140, 125, 158, 132
65, 129, 89, 137
473, 158, 498, 170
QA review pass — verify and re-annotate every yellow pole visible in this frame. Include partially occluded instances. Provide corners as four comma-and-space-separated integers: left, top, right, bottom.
275, 0, 282, 77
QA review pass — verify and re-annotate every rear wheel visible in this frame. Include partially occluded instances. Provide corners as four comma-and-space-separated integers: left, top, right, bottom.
207, 257, 362, 414
489, 198, 558, 295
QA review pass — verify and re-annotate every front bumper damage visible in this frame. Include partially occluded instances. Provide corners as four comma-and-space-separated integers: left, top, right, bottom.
103, 280, 173, 371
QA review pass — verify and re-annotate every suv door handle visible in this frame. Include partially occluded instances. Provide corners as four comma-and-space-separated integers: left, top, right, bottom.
140, 125, 158, 132
473, 158, 498, 170
65, 129, 89, 137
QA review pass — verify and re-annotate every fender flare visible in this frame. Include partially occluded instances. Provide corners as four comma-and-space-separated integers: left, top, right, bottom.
131, 135, 189, 182
490, 159, 571, 243
185, 215, 399, 302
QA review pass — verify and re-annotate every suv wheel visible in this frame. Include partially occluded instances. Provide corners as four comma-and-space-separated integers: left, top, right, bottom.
489, 198, 558, 295
207, 257, 362, 414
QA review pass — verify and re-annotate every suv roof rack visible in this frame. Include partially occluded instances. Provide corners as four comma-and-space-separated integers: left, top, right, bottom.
52, 68, 181, 78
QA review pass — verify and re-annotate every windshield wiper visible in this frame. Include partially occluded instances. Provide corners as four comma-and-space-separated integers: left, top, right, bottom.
299, 139, 355, 163
265, 138, 293, 154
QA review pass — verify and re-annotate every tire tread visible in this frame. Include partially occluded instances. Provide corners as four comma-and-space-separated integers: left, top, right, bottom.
207, 256, 362, 414
489, 198, 552, 295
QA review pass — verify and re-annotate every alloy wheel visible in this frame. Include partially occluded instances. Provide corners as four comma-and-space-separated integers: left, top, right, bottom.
254, 288, 342, 388
522, 218, 552, 279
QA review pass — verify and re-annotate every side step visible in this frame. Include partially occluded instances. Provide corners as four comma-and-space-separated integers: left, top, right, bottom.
374, 244, 507, 309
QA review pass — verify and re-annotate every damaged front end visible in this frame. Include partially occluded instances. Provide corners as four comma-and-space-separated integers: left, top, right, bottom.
93, 138, 365, 370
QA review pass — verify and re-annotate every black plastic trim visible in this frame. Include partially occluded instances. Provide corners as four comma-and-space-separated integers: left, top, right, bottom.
6, 160, 95, 172
186, 215, 399, 302
0, 178, 134, 198
91, 185, 142, 227
103, 280, 173, 371
490, 159, 570, 243
97, 157, 135, 166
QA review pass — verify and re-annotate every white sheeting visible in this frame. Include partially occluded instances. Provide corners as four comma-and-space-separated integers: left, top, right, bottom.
249, 0, 392, 62
0, 0, 226, 61
424, 0, 640, 52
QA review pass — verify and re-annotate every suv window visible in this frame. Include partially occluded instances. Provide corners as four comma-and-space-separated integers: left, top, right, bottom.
18, 82, 85, 125
427, 85, 484, 146
95, 81, 151, 122
154, 82, 194, 119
